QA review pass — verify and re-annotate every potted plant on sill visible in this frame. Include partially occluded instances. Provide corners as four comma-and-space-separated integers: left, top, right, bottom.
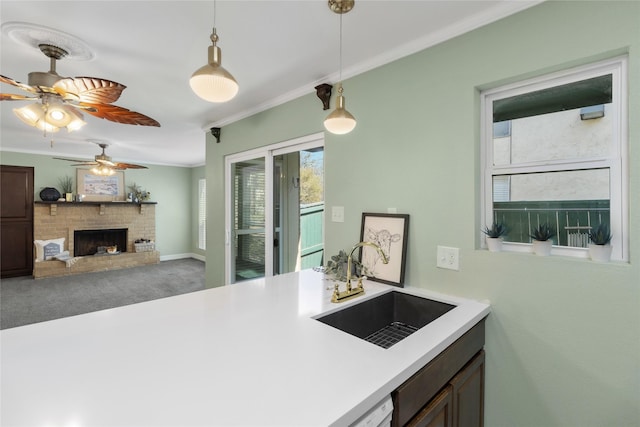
530, 223, 555, 256
482, 221, 507, 252
588, 223, 612, 262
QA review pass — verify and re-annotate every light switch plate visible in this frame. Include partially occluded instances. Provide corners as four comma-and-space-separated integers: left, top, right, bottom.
437, 245, 460, 271
331, 206, 344, 222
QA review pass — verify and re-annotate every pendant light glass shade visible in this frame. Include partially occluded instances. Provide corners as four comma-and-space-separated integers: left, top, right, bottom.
190, 28, 238, 103
324, 84, 356, 134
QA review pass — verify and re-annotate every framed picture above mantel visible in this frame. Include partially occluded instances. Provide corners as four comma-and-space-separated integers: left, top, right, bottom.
76, 169, 125, 202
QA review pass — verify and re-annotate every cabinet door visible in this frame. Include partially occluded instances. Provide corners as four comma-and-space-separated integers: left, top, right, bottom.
1, 165, 34, 278
450, 350, 485, 427
407, 385, 453, 427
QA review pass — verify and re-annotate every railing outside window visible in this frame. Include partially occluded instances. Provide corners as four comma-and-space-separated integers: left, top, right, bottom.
493, 200, 609, 247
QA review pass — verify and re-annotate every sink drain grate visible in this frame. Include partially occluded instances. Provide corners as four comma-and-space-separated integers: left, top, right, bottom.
365, 322, 419, 349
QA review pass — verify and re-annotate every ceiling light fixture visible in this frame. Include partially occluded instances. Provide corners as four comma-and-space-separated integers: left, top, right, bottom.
189, 0, 239, 103
14, 95, 86, 134
324, 0, 356, 135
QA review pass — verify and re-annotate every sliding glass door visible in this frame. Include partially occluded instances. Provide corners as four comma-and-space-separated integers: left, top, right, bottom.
225, 133, 324, 285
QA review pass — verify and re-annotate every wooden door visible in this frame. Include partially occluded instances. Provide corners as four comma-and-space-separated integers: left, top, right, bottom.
1, 165, 34, 278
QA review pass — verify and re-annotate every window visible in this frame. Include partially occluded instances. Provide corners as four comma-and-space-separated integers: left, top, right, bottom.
481, 57, 628, 261
198, 178, 206, 250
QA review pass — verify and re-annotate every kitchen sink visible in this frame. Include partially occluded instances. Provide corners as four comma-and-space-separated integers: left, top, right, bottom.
316, 291, 455, 349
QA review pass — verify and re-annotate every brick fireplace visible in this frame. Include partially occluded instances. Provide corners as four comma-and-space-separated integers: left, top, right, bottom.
33, 202, 159, 278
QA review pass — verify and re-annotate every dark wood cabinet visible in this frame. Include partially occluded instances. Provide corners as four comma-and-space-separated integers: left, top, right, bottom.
1, 165, 34, 278
408, 386, 453, 427
451, 351, 485, 427
392, 320, 486, 427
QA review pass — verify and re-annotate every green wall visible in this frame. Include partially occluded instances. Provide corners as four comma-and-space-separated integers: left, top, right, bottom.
0, 151, 195, 258
206, 2, 639, 426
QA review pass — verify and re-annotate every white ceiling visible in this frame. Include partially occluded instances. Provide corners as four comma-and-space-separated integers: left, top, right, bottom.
1, 1, 540, 167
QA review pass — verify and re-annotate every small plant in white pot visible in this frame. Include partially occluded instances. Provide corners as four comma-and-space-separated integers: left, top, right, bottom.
530, 223, 555, 256
482, 221, 507, 252
588, 223, 612, 262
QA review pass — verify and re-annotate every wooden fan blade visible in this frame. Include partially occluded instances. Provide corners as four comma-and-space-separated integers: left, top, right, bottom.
53, 157, 91, 163
0, 93, 38, 101
0, 74, 38, 94
78, 102, 160, 127
96, 158, 117, 167
70, 162, 99, 167
113, 162, 148, 170
54, 77, 126, 104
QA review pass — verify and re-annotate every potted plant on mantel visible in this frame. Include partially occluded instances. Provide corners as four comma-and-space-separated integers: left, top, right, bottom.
482, 221, 507, 252
589, 223, 613, 262
58, 175, 74, 202
530, 222, 556, 256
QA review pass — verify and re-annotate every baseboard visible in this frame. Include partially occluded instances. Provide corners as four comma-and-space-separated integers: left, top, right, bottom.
160, 253, 205, 262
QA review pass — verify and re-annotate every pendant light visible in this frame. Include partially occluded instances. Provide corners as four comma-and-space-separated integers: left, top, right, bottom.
190, 0, 239, 103
324, 0, 356, 135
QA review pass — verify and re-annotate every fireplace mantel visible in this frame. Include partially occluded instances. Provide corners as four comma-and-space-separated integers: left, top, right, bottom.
36, 201, 157, 216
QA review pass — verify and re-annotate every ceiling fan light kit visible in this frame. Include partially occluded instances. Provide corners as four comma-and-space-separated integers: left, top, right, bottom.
190, 1, 238, 103
324, 0, 356, 135
14, 93, 87, 133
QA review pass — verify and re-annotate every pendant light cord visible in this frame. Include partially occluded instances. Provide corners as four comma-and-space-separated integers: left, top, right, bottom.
213, 0, 217, 31
339, 12, 343, 83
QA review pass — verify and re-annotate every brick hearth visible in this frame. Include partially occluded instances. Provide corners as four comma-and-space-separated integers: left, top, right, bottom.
33, 202, 159, 278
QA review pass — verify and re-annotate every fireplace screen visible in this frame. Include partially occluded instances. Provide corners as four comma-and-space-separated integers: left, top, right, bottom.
74, 229, 127, 256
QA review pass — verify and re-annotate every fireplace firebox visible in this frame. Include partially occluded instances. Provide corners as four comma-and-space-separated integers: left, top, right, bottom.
74, 228, 128, 256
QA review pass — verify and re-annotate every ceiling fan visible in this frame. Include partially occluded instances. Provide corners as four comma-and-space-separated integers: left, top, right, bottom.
54, 142, 148, 175
0, 43, 160, 132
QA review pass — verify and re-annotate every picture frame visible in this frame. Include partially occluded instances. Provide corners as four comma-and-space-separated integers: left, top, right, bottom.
76, 169, 125, 202
359, 212, 409, 287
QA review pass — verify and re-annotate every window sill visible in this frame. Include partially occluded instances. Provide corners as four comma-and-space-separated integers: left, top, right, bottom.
481, 241, 628, 264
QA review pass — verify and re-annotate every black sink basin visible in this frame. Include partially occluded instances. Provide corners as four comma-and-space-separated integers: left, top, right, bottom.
316, 291, 455, 349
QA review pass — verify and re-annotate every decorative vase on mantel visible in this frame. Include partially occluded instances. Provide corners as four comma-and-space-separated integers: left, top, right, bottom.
39, 187, 61, 202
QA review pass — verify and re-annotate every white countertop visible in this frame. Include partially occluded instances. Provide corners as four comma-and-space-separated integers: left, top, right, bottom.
1, 269, 490, 427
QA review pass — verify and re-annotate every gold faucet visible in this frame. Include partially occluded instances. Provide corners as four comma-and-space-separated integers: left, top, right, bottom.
331, 241, 389, 303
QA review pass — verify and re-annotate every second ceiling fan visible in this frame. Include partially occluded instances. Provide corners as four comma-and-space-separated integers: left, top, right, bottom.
54, 142, 148, 175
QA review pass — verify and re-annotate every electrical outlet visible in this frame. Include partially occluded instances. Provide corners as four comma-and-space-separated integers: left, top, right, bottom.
437, 246, 460, 271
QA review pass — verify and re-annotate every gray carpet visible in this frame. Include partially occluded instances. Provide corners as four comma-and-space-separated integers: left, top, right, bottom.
1, 258, 205, 330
